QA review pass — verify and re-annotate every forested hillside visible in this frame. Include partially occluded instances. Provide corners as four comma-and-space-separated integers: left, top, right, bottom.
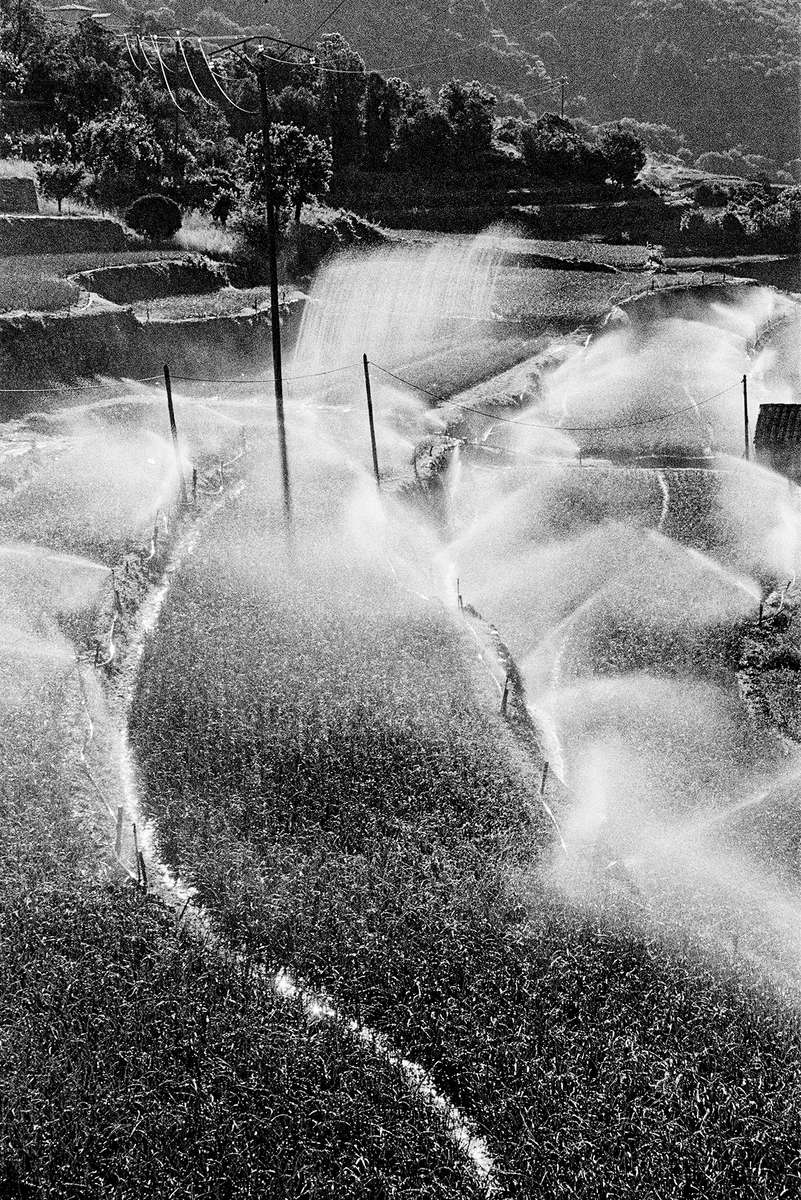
134, 0, 798, 171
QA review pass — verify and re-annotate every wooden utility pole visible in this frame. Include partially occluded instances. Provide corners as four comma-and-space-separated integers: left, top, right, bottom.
743, 374, 750, 462
257, 61, 292, 525
362, 355, 380, 486
163, 364, 187, 506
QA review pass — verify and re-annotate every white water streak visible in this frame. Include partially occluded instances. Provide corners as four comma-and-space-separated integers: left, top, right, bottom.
117, 485, 499, 1195
656, 470, 670, 533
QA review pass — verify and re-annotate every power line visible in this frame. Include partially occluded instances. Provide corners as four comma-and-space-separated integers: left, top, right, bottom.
150, 32, 176, 74
304, 0, 353, 45
197, 38, 257, 113
152, 36, 185, 111
243, 39, 490, 76
178, 34, 213, 106
123, 33, 141, 72
120, 26, 547, 84
137, 34, 155, 70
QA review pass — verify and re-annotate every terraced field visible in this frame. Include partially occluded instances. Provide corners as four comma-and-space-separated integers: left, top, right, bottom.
3, 241, 800, 1197
126, 433, 801, 1197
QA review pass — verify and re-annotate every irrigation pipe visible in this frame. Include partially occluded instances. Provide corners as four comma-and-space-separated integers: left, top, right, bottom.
73, 657, 140, 885
380, 537, 570, 856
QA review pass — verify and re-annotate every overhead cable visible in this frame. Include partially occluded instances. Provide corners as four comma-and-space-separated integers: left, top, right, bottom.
152, 36, 185, 110
137, 35, 155, 70
123, 33, 142, 72
304, 0, 353, 45
150, 32, 176, 73
178, 35, 213, 105
369, 361, 743, 434
198, 38, 258, 113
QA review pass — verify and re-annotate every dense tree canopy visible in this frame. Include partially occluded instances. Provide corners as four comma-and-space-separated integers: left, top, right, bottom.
0, 0, 794, 243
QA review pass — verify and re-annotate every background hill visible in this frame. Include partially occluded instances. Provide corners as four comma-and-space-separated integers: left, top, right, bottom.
152, 0, 799, 173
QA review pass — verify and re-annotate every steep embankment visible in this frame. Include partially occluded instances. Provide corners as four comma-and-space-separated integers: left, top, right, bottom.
0, 207, 385, 397
264, 0, 798, 165
0, 300, 307, 409
0, 214, 129, 255
70, 256, 237, 304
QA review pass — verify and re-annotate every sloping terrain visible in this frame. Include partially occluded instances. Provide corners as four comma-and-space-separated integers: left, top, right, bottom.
234, 0, 800, 163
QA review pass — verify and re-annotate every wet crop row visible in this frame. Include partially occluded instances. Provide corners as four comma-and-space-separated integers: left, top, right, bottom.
130, 475, 801, 1198
1, 652, 481, 1198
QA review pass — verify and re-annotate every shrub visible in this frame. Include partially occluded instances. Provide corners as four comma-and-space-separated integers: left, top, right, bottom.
693, 180, 732, 207
521, 114, 607, 183
598, 127, 646, 188
35, 160, 86, 214
125, 193, 182, 241
228, 200, 271, 283
495, 115, 525, 147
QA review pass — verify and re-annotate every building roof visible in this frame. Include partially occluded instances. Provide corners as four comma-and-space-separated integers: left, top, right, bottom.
754, 404, 801, 446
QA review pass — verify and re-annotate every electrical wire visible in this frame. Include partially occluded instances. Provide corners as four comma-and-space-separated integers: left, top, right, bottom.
152, 36, 185, 111
171, 362, 360, 383
178, 34, 213, 105
122, 26, 550, 86
123, 33, 142, 73
0, 376, 164, 394
197, 38, 258, 114
304, 0, 353, 45
248, 39, 488, 76
137, 35, 155, 70
150, 32, 176, 73
369, 361, 743, 434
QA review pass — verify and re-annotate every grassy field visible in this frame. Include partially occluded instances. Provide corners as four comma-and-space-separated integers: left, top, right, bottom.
135, 286, 274, 321
0, 678, 480, 1199
0, 394, 251, 566
127, 452, 801, 1197
0, 264, 79, 314
0, 252, 227, 315
3, 242, 799, 1195
0, 417, 490, 1198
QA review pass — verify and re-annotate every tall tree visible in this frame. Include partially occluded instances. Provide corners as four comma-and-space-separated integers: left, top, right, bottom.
363, 73, 410, 169
315, 32, 366, 173
438, 78, 496, 168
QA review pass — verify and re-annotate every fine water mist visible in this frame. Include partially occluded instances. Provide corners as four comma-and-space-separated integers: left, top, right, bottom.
440, 279, 801, 985
282, 238, 801, 984
294, 238, 506, 375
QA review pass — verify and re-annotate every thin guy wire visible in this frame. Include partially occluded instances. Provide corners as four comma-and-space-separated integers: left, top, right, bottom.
369, 361, 743, 433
